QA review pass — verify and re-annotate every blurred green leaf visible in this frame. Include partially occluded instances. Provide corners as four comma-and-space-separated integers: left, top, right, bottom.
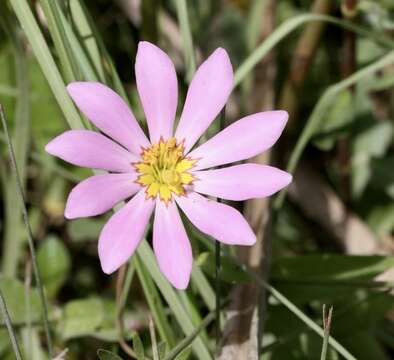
37, 235, 71, 298
60, 297, 118, 340
68, 217, 107, 242
370, 157, 394, 199
353, 122, 393, 158
273, 255, 394, 280
0, 330, 11, 358
340, 331, 389, 360
357, 38, 386, 64
367, 203, 394, 235
174, 346, 192, 360
0, 277, 41, 323
351, 122, 393, 197
272, 255, 394, 302
97, 349, 124, 360
158, 341, 168, 359
313, 90, 354, 151
132, 331, 145, 360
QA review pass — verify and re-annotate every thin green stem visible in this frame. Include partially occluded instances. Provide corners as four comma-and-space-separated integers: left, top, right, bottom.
23, 261, 32, 357
274, 49, 394, 209
0, 106, 53, 358
215, 240, 221, 343
163, 311, 215, 360
134, 254, 177, 347
272, 277, 394, 289
119, 260, 136, 311
320, 305, 333, 360
174, 0, 196, 82
149, 317, 160, 360
234, 13, 394, 87
257, 278, 356, 360
0, 288, 23, 360
215, 107, 226, 345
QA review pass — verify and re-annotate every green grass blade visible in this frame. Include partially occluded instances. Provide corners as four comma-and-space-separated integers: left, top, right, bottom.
0, 106, 53, 358
191, 264, 215, 311
134, 255, 176, 347
234, 13, 394, 87
69, 0, 106, 81
138, 241, 212, 360
119, 261, 135, 311
9, 0, 83, 129
0, 5, 31, 276
178, 291, 209, 345
38, 0, 81, 82
163, 311, 215, 360
257, 278, 356, 360
22, 263, 33, 357
320, 305, 333, 360
56, 5, 100, 82
174, 0, 196, 81
71, 0, 128, 98
149, 317, 160, 360
0, 288, 23, 360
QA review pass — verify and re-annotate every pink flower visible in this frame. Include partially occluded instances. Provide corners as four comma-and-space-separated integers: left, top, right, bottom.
45, 41, 292, 289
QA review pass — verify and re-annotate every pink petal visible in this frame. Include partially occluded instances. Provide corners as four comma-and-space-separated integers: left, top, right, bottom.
175, 48, 233, 153
45, 130, 138, 173
188, 111, 288, 170
67, 81, 149, 154
65, 173, 141, 219
153, 200, 192, 289
193, 164, 292, 201
175, 192, 256, 246
98, 191, 154, 274
135, 41, 178, 143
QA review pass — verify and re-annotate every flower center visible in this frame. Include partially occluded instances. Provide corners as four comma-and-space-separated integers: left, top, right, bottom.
134, 137, 196, 202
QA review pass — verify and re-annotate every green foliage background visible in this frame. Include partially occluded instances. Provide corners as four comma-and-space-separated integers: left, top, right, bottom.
0, 0, 393, 359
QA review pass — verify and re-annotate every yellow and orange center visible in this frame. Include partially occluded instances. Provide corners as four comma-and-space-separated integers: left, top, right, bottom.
134, 137, 196, 203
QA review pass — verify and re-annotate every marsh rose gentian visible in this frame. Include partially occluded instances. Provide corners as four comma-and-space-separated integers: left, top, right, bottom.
45, 41, 292, 289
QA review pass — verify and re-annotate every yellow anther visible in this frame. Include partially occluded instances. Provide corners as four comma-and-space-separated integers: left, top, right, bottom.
135, 137, 196, 202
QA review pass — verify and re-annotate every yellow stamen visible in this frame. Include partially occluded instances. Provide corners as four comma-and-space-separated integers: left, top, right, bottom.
135, 137, 196, 202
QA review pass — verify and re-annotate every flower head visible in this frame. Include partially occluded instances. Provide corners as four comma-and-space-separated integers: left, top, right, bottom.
135, 137, 195, 202
45, 41, 292, 289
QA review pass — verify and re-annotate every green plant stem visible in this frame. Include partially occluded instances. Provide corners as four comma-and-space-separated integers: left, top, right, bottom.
149, 317, 160, 360
0, 288, 23, 360
0, 106, 53, 358
234, 13, 394, 87
215, 108, 226, 345
174, 0, 196, 81
163, 311, 215, 360
272, 277, 394, 288
119, 260, 135, 311
255, 277, 356, 360
23, 261, 32, 357
215, 240, 220, 343
138, 242, 212, 360
134, 254, 177, 347
320, 305, 333, 360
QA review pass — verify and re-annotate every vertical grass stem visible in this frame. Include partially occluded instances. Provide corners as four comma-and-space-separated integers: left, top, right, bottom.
0, 106, 53, 358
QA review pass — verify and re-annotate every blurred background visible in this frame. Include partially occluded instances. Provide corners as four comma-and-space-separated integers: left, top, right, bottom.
0, 0, 393, 359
